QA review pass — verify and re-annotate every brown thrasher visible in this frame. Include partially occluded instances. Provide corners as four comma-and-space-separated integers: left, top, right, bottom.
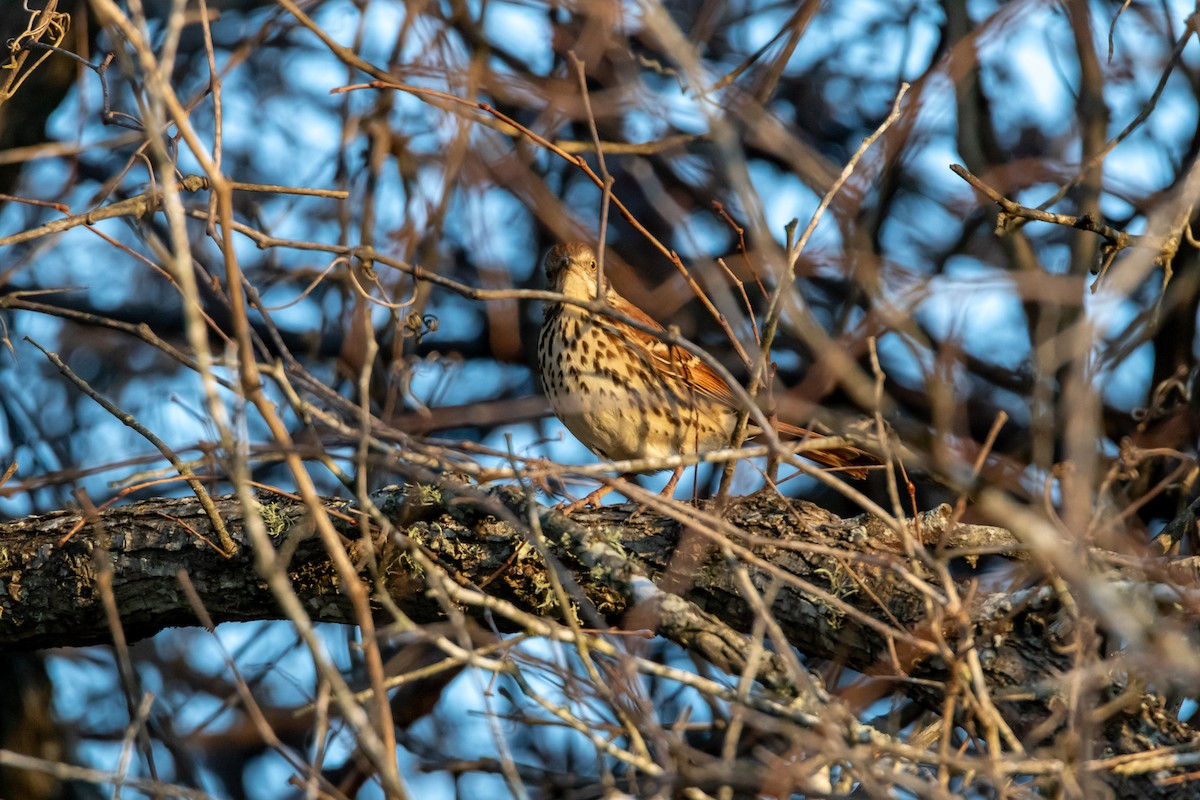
537, 242, 873, 508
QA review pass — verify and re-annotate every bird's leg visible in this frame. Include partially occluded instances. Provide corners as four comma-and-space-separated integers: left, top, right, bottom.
658, 466, 685, 498
561, 483, 616, 513
620, 467, 685, 523
562, 472, 651, 513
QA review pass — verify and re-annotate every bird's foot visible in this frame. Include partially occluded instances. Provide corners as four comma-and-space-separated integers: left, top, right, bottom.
620, 468, 685, 523
559, 485, 616, 513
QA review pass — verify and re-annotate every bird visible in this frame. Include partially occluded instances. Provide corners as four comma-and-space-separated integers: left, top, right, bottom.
536, 241, 874, 509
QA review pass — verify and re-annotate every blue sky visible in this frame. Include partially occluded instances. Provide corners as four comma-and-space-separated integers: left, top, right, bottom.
2, 0, 1198, 795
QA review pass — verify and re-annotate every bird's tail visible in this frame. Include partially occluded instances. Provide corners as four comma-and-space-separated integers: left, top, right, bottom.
773, 421, 879, 479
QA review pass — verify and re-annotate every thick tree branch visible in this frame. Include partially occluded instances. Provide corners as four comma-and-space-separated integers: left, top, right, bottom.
0, 481, 1196, 793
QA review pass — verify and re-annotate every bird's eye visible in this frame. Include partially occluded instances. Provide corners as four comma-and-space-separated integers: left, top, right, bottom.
588, 259, 597, 271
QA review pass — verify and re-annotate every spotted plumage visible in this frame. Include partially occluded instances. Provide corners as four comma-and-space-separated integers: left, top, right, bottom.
537, 242, 872, 506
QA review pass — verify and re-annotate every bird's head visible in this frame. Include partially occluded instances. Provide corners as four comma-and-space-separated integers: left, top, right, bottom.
544, 242, 603, 301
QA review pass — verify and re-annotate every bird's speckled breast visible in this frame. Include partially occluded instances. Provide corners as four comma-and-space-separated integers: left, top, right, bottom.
537, 305, 731, 463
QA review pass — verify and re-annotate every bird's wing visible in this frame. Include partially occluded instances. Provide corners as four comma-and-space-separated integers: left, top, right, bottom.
606, 292, 741, 407
607, 291, 878, 478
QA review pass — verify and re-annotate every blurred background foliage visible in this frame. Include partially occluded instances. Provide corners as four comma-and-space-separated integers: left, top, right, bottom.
2, 0, 1200, 797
